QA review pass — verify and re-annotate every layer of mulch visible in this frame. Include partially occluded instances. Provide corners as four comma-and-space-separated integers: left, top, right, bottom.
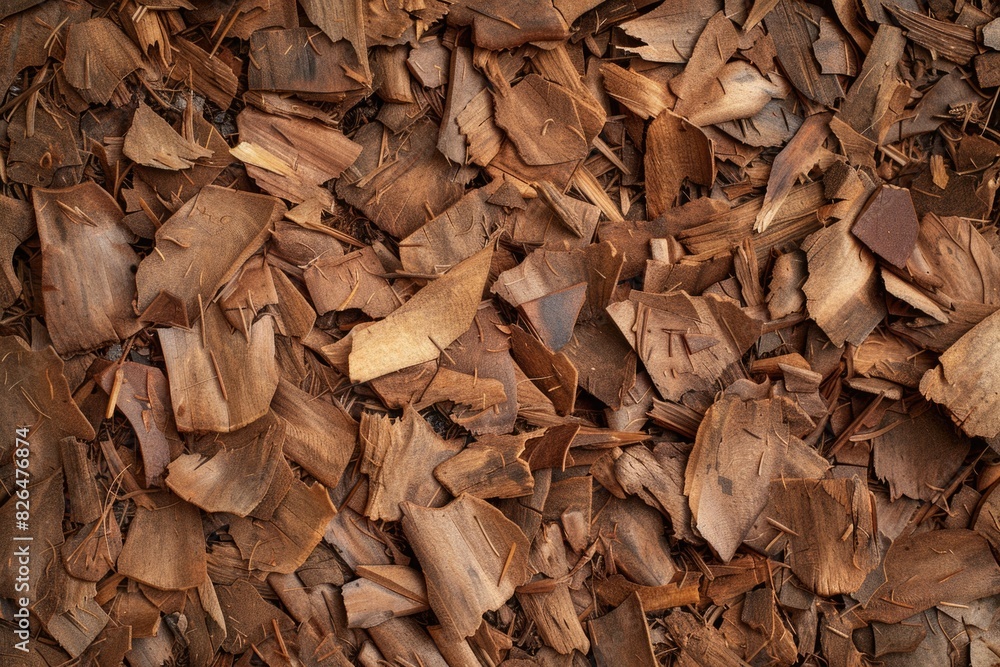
3, 0, 1000, 665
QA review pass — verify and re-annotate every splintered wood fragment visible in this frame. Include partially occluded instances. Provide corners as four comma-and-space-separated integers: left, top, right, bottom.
593, 496, 678, 586
166, 414, 286, 516
802, 217, 886, 347
338, 119, 463, 237
618, 0, 721, 63
908, 213, 1000, 305
813, 16, 856, 76
344, 566, 430, 628
401, 495, 531, 642
61, 514, 122, 584
662, 610, 747, 666
0, 195, 34, 308
721, 590, 799, 664
836, 25, 907, 143
7, 93, 83, 188
227, 477, 335, 574
136, 185, 285, 317
236, 107, 361, 209
133, 111, 234, 216
509, 324, 578, 416
853, 329, 935, 388
59, 437, 102, 525
124, 103, 214, 170
360, 406, 463, 522
216, 580, 296, 655
435, 433, 533, 499
921, 308, 1000, 438
516, 525, 590, 654
494, 75, 589, 167
356, 565, 429, 605
95, 361, 178, 487
159, 300, 278, 433
677, 181, 826, 262
0, 336, 95, 479
400, 186, 503, 276
447, 0, 569, 50
169, 36, 239, 109
304, 246, 401, 318
754, 113, 831, 233
407, 36, 450, 88
851, 185, 919, 268
885, 3, 979, 65
562, 317, 638, 411
673, 14, 784, 127
41, 593, 109, 659
1, 2, 86, 101
372, 45, 414, 104
34, 183, 141, 355
413, 367, 507, 414
438, 45, 486, 165
218, 255, 278, 330
767, 250, 807, 319
139, 291, 189, 328
514, 177, 604, 248
892, 214, 1000, 350
872, 408, 969, 501
270, 377, 356, 490
615, 442, 697, 543
270, 267, 316, 337
590, 593, 657, 667
521, 424, 580, 471
606, 371, 656, 434
248, 28, 367, 96
685, 389, 829, 562
298, 0, 369, 83
533, 181, 587, 238
456, 88, 504, 167
63, 18, 144, 104
598, 63, 670, 120
518, 282, 588, 352
857, 530, 1000, 624
764, 0, 844, 106
369, 619, 454, 667
117, 493, 207, 590
596, 574, 702, 611
607, 291, 761, 411
768, 477, 878, 596
242, 92, 336, 126
349, 246, 492, 383
644, 110, 715, 217
493, 241, 622, 321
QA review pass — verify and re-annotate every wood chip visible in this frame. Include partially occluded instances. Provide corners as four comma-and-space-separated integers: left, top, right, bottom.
34, 183, 141, 354
851, 185, 920, 268
159, 300, 279, 433
360, 405, 463, 521
401, 495, 532, 641
349, 246, 492, 383
124, 103, 214, 171
921, 308, 1000, 438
